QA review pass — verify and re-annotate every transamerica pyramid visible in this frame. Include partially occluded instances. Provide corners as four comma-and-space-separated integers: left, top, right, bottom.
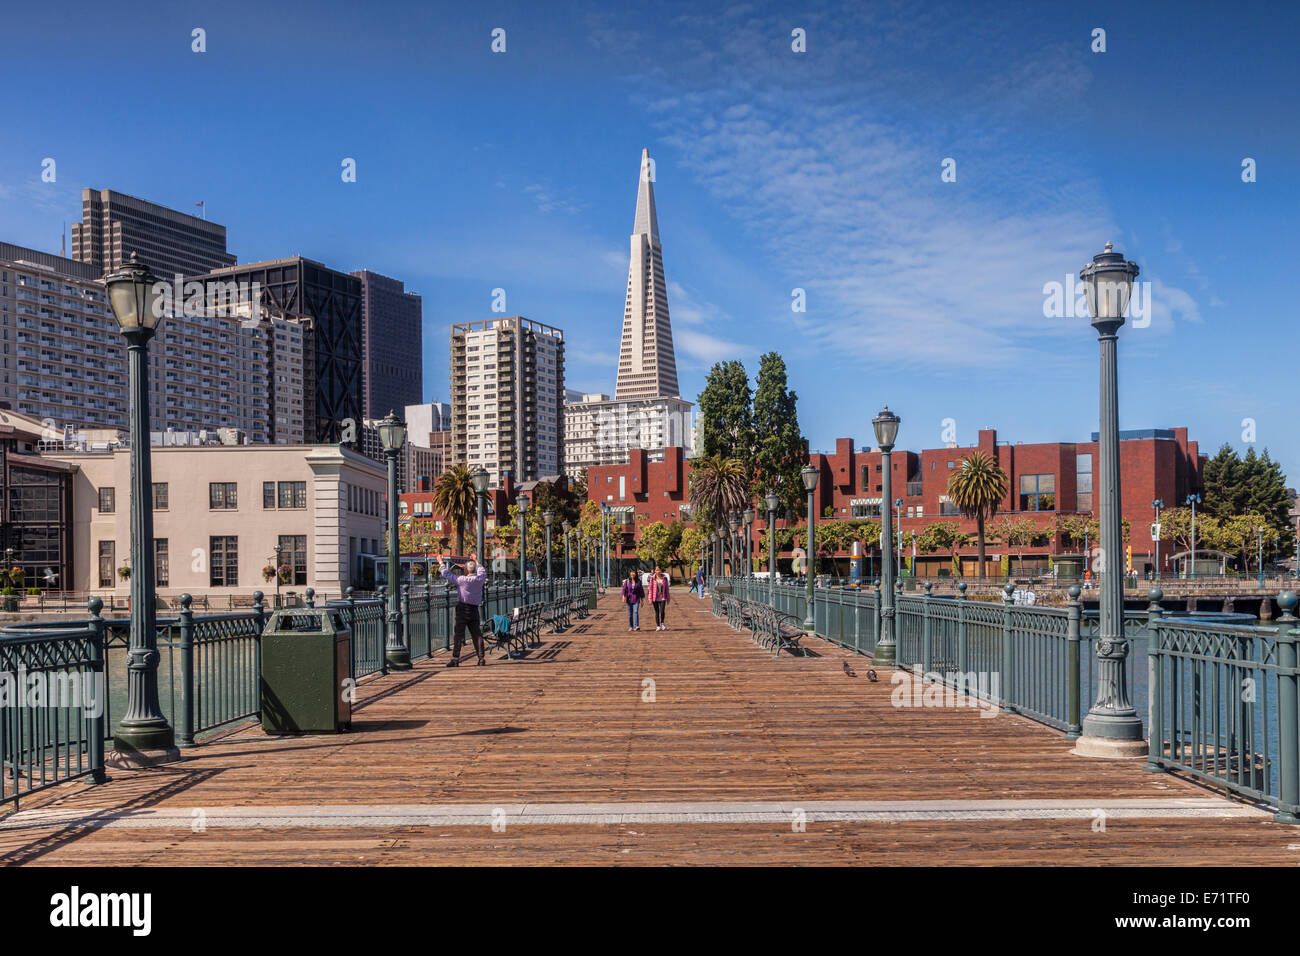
614, 148, 680, 401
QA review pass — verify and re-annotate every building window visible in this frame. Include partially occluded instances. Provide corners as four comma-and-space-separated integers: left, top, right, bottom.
98, 540, 114, 588
1075, 453, 1093, 512
154, 539, 169, 588
861, 465, 870, 489
210, 536, 238, 587
850, 501, 881, 518
278, 481, 306, 509
209, 482, 238, 510
263, 481, 276, 509
1019, 474, 1056, 512
152, 483, 168, 510
98, 487, 115, 513
278, 534, 307, 586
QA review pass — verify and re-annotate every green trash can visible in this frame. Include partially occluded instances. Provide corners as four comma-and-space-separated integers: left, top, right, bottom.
587, 587, 597, 611
260, 607, 352, 734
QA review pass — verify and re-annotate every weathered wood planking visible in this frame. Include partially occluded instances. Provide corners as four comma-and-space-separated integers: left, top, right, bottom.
2, 593, 1295, 866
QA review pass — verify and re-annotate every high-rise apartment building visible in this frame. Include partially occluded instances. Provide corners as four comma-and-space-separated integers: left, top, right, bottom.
450, 317, 564, 488
564, 148, 693, 476
353, 270, 423, 420
0, 242, 126, 431
71, 189, 236, 279
199, 257, 364, 444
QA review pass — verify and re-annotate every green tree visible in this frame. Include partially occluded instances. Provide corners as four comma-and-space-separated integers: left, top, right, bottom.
637, 521, 675, 570
688, 454, 750, 533
991, 516, 1041, 575
946, 451, 1008, 579
432, 463, 476, 555
751, 352, 804, 513
697, 360, 755, 463
916, 521, 970, 556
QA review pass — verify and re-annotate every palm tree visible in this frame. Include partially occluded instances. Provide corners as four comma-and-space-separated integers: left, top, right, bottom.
432, 463, 476, 556
688, 455, 750, 532
947, 451, 1009, 580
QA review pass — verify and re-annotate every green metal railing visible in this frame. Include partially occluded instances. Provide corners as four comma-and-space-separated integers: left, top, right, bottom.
1146, 593, 1298, 822
2, 577, 598, 807
715, 576, 1143, 735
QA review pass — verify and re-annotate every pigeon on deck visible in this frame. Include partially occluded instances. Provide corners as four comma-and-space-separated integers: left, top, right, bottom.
843, 661, 856, 677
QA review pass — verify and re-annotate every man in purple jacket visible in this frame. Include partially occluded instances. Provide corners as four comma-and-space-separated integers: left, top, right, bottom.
441, 554, 487, 666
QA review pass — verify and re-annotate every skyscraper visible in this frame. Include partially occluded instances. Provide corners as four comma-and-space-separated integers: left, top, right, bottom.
615, 148, 679, 401
71, 189, 236, 279
199, 257, 364, 444
565, 148, 692, 477
352, 270, 423, 419
450, 317, 565, 487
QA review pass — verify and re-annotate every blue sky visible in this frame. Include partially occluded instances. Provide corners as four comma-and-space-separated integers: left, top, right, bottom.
1, 0, 1296, 483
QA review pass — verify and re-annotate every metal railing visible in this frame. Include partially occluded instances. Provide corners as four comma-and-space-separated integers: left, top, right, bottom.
1146, 595, 1298, 822
715, 575, 1300, 819
716, 576, 1143, 735
1, 577, 597, 807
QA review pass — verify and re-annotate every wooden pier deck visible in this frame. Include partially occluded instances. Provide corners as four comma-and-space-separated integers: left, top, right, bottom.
2, 592, 1297, 866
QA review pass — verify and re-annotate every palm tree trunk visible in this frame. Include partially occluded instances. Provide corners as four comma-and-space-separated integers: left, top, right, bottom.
456, 519, 465, 556
977, 513, 987, 581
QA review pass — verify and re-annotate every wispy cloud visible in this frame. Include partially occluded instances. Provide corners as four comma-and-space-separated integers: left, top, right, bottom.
608, 3, 1203, 372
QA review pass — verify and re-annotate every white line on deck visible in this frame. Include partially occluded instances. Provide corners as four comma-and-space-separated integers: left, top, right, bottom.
0, 797, 1269, 831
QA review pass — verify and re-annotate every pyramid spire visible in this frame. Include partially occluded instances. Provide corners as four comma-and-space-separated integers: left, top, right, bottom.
632, 148, 660, 242
615, 148, 678, 401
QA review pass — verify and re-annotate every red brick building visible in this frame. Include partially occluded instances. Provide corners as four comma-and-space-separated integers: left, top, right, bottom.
583, 428, 1204, 577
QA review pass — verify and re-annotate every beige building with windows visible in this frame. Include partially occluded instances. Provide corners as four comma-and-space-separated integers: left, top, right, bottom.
48, 443, 385, 598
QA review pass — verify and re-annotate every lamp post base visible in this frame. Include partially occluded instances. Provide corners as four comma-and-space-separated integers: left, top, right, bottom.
107, 740, 182, 770
872, 644, 896, 666
1070, 735, 1149, 759
385, 648, 413, 671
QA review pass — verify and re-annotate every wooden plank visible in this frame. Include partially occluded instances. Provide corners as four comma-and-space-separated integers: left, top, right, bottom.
2, 593, 1294, 866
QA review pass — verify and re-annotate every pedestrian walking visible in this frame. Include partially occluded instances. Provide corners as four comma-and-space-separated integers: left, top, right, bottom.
649, 566, 671, 630
622, 568, 645, 631
441, 554, 487, 667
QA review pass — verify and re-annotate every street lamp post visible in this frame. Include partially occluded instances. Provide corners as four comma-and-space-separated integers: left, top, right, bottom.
378, 411, 411, 671
544, 510, 554, 583
1186, 493, 1201, 580
472, 467, 490, 576
562, 519, 572, 580
1075, 240, 1146, 758
765, 490, 780, 607
728, 512, 740, 581
873, 406, 901, 665
517, 495, 530, 598
1152, 499, 1163, 581
1257, 525, 1265, 588
801, 464, 819, 631
273, 543, 284, 608
742, 506, 754, 578
895, 498, 904, 579
104, 253, 178, 765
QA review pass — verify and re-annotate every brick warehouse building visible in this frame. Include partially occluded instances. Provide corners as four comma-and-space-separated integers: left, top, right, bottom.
582, 429, 1205, 578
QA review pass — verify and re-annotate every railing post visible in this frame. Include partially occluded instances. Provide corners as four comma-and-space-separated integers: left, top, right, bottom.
1274, 591, 1298, 824
1001, 583, 1016, 713
401, 584, 411, 656
345, 587, 358, 682
921, 582, 932, 675
956, 582, 967, 676
1142, 588, 1165, 771
425, 580, 433, 662
305, 587, 316, 609
87, 597, 108, 784
1065, 585, 1082, 740
177, 593, 196, 748
252, 590, 265, 720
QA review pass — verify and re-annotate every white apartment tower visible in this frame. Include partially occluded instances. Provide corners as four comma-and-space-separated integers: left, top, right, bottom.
450, 317, 565, 488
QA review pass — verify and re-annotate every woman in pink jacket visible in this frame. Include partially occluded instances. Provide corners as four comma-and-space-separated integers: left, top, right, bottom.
649, 567, 671, 631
